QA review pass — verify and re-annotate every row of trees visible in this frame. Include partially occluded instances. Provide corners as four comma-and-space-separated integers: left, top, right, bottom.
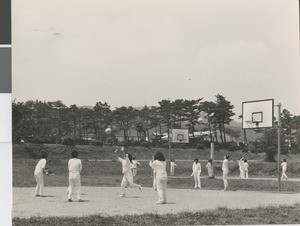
12, 94, 236, 145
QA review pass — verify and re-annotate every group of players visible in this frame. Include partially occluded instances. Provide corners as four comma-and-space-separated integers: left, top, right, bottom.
33, 147, 289, 204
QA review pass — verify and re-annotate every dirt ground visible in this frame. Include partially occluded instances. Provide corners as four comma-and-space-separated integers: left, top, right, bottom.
12, 186, 300, 218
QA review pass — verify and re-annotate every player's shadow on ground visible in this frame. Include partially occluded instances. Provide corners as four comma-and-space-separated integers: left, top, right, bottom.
65, 200, 91, 203
164, 202, 176, 205
40, 195, 55, 197
126, 196, 141, 199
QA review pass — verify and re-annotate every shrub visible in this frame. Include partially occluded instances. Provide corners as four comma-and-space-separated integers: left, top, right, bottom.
238, 142, 245, 148
196, 143, 205, 150
30, 137, 45, 144
131, 140, 141, 147
242, 147, 249, 153
180, 144, 187, 149
140, 141, 151, 148
91, 140, 103, 146
202, 140, 212, 148
62, 137, 75, 146
264, 147, 276, 162
117, 140, 129, 147
214, 144, 221, 151
74, 137, 88, 145
161, 142, 170, 149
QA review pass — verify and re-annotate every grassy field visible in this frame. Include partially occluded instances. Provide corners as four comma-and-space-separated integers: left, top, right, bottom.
12, 203, 300, 225
13, 144, 300, 192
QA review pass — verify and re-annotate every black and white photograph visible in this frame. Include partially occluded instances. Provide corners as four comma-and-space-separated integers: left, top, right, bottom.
10, 0, 300, 225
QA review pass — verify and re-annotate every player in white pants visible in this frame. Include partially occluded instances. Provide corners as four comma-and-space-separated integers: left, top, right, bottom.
222, 155, 230, 191
34, 152, 48, 197
131, 157, 141, 178
281, 159, 288, 180
206, 159, 214, 178
68, 150, 82, 202
170, 159, 177, 176
149, 152, 167, 204
116, 147, 142, 197
191, 158, 201, 188
238, 157, 245, 179
244, 159, 249, 179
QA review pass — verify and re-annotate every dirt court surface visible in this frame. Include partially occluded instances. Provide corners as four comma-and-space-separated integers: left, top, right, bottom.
13, 187, 300, 218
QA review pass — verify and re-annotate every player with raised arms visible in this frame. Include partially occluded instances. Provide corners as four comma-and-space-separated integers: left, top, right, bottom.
115, 146, 142, 197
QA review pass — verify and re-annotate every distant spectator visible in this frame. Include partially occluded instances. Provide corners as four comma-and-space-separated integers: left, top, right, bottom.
281, 159, 288, 180
130, 157, 141, 178
244, 159, 249, 179
191, 158, 201, 189
170, 159, 177, 176
206, 159, 214, 178
238, 157, 245, 179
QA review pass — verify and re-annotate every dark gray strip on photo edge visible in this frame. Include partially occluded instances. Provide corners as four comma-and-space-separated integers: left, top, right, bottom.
0, 0, 12, 93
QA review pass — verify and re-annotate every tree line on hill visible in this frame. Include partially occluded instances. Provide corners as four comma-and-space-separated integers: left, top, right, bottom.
12, 94, 300, 156
12, 94, 235, 145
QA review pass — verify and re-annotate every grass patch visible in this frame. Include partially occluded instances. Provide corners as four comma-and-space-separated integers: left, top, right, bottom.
13, 157, 300, 192
12, 203, 300, 225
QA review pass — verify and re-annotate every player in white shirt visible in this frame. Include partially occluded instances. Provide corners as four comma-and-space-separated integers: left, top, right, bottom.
191, 158, 201, 188
222, 155, 230, 191
34, 152, 48, 197
206, 159, 214, 178
238, 157, 245, 179
149, 152, 167, 204
244, 159, 249, 179
131, 157, 141, 178
116, 147, 142, 197
170, 159, 177, 176
281, 159, 288, 179
67, 150, 82, 202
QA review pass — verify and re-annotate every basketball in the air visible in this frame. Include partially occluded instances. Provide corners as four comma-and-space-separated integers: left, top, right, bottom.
105, 128, 112, 134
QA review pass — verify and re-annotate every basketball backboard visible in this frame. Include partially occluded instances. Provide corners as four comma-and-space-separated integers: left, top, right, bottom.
172, 129, 189, 143
242, 99, 274, 129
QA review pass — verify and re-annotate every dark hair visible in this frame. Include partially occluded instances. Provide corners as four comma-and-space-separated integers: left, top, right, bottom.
128, 153, 133, 163
226, 155, 230, 159
71, 150, 78, 158
283, 159, 286, 162
132, 157, 136, 160
156, 152, 165, 162
194, 158, 199, 163
171, 158, 175, 162
244, 159, 247, 162
41, 152, 48, 159
208, 159, 212, 163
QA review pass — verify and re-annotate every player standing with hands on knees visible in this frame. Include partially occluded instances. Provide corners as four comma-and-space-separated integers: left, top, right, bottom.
191, 158, 201, 189
34, 152, 48, 197
116, 146, 142, 197
149, 152, 167, 204
67, 150, 82, 202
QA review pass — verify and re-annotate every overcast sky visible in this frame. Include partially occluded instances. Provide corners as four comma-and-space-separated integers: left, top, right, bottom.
12, 0, 300, 120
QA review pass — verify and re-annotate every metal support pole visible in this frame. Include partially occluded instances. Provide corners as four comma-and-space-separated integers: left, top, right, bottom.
210, 142, 214, 177
277, 103, 281, 192
168, 124, 172, 161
